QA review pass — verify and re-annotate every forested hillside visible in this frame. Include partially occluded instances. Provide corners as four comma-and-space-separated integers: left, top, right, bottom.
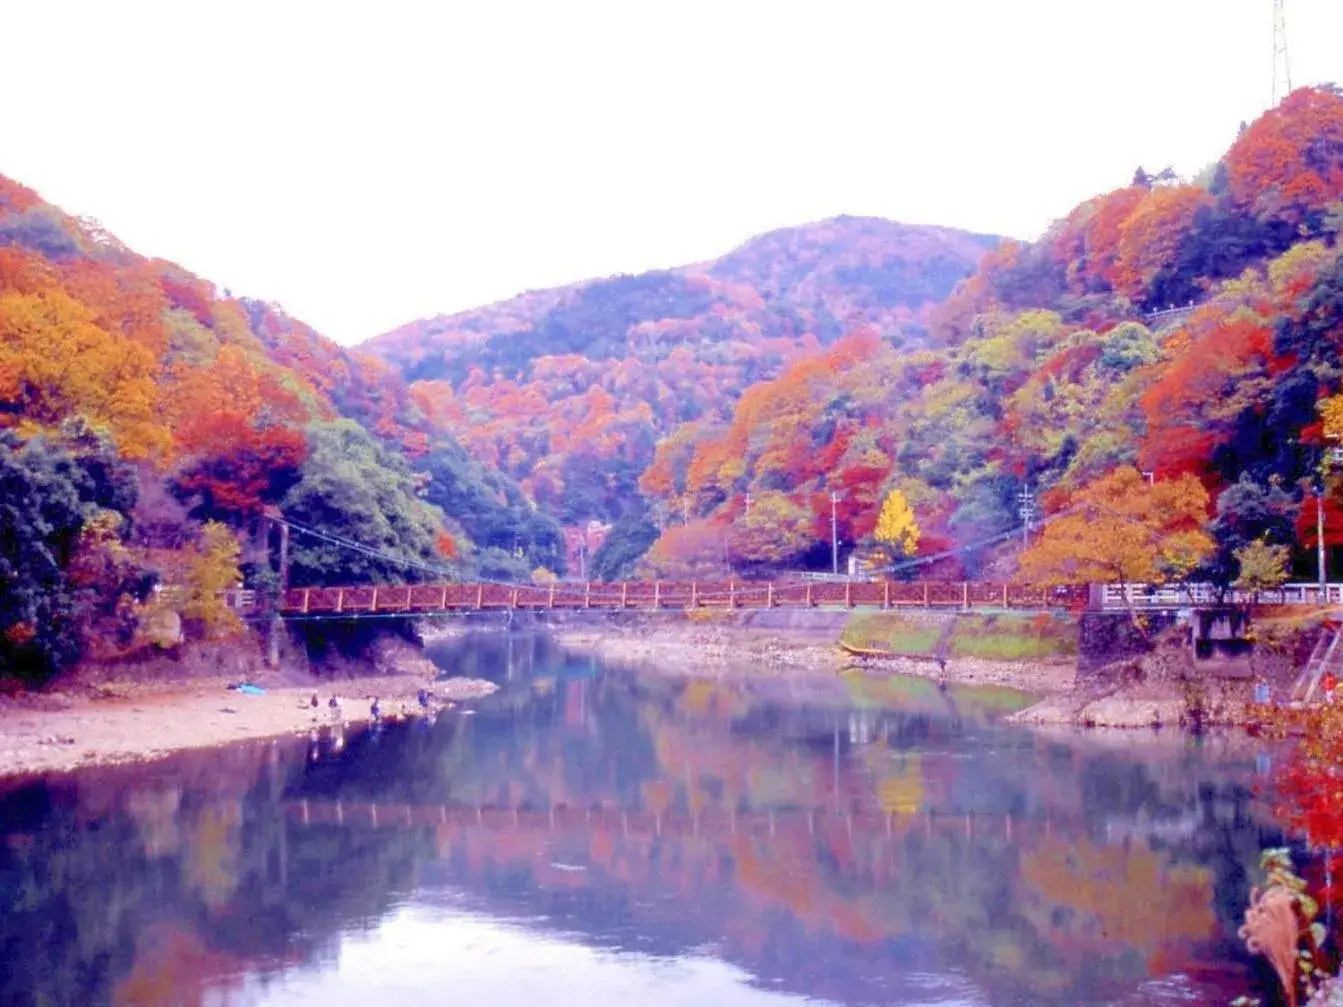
364, 217, 996, 524
4, 84, 1341, 674
631, 85, 1343, 583
0, 176, 561, 676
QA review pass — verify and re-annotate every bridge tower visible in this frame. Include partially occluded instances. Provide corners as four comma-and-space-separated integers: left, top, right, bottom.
1272, 0, 1292, 107
260, 506, 289, 667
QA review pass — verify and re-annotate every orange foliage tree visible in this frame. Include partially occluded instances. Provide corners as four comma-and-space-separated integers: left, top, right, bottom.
1224, 85, 1343, 225
1019, 467, 1213, 586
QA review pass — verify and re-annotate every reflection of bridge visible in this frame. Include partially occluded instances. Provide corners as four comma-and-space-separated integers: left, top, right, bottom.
286, 798, 1085, 846
236, 580, 1090, 619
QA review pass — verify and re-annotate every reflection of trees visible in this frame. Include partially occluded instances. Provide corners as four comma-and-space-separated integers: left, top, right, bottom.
0, 650, 1281, 1007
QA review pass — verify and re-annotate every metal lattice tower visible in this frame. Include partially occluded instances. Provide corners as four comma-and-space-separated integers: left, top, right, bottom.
1272, 0, 1292, 106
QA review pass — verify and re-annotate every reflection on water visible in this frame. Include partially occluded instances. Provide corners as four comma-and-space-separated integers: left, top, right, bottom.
0, 633, 1288, 1006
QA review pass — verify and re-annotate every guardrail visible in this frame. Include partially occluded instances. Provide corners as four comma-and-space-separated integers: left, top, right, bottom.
1097, 582, 1343, 609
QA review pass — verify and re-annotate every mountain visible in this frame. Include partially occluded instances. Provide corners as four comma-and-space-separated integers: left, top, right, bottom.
0, 173, 562, 675
362, 216, 998, 525
632, 85, 1343, 581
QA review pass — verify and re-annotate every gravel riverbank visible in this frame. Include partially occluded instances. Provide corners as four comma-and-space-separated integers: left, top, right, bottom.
0, 653, 494, 780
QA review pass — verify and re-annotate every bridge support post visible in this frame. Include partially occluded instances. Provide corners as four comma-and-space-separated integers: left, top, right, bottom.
476, 584, 484, 610
277, 520, 290, 593
805, 582, 813, 607
266, 616, 281, 668
690, 582, 698, 608
729, 581, 736, 609
336, 588, 345, 614
653, 582, 660, 610
845, 581, 852, 608
923, 582, 930, 607
1002, 583, 1008, 608
548, 583, 555, 609
371, 586, 379, 613
883, 580, 889, 610
621, 582, 628, 609
584, 582, 591, 609
767, 582, 774, 608
962, 582, 969, 610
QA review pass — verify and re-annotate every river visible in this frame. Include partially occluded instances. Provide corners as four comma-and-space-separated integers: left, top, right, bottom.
0, 633, 1290, 1005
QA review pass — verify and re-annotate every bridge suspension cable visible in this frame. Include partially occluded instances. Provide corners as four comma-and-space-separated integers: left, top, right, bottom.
281, 518, 459, 580
276, 490, 1085, 602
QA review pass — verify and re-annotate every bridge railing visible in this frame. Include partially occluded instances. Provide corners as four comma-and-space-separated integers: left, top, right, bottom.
1096, 582, 1343, 609
224, 580, 1343, 618
247, 580, 1095, 617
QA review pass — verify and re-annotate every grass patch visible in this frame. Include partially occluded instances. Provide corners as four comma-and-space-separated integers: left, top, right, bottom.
841, 613, 945, 656
947, 612, 1078, 661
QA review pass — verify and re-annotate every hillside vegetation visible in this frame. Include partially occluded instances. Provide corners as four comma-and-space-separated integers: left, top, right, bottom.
0, 177, 561, 676
631, 86, 1343, 582
364, 217, 996, 524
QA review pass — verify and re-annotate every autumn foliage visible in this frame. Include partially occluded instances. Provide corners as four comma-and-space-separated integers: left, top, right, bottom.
0, 173, 485, 674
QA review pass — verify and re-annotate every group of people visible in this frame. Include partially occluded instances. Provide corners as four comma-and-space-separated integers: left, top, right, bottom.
308, 688, 454, 726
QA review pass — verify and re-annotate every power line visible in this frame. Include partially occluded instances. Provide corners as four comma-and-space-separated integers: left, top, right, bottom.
281, 518, 458, 580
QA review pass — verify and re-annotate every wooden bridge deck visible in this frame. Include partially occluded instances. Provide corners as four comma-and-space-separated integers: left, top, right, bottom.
220, 580, 1343, 620
229, 580, 1091, 619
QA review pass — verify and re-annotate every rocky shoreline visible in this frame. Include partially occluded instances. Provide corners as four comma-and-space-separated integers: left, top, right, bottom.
548, 619, 1078, 694
546, 614, 1281, 730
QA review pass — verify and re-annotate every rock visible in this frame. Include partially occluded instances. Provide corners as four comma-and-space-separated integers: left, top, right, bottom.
141, 608, 183, 648
436, 677, 499, 700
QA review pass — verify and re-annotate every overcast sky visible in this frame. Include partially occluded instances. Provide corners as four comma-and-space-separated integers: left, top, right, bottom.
3, 1, 1341, 345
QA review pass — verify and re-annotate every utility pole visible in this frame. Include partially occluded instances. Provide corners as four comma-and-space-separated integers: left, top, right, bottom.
1318, 488, 1326, 592
1017, 486, 1038, 550
830, 491, 841, 575
1318, 443, 1343, 594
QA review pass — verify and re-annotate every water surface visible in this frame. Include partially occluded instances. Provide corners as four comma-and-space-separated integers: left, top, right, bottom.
0, 634, 1286, 1005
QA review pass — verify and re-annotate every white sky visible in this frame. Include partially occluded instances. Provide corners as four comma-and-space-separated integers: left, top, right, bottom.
2, 1, 1341, 345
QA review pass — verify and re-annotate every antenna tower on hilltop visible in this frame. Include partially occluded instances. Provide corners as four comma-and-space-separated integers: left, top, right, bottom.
1272, 0, 1292, 106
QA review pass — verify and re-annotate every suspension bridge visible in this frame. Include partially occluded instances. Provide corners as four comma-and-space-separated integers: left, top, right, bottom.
217, 514, 1343, 620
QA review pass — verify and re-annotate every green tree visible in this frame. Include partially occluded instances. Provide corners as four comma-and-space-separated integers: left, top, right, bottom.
591, 509, 660, 582
1204, 476, 1297, 589
1233, 538, 1291, 593
282, 421, 452, 586
416, 439, 565, 575
0, 431, 147, 677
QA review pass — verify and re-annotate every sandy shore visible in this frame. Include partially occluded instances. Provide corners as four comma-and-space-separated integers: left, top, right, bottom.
0, 672, 495, 779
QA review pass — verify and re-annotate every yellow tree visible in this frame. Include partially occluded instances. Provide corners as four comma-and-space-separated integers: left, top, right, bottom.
1320, 393, 1343, 444
873, 489, 920, 561
182, 522, 244, 639
1019, 467, 1213, 585
0, 288, 168, 459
